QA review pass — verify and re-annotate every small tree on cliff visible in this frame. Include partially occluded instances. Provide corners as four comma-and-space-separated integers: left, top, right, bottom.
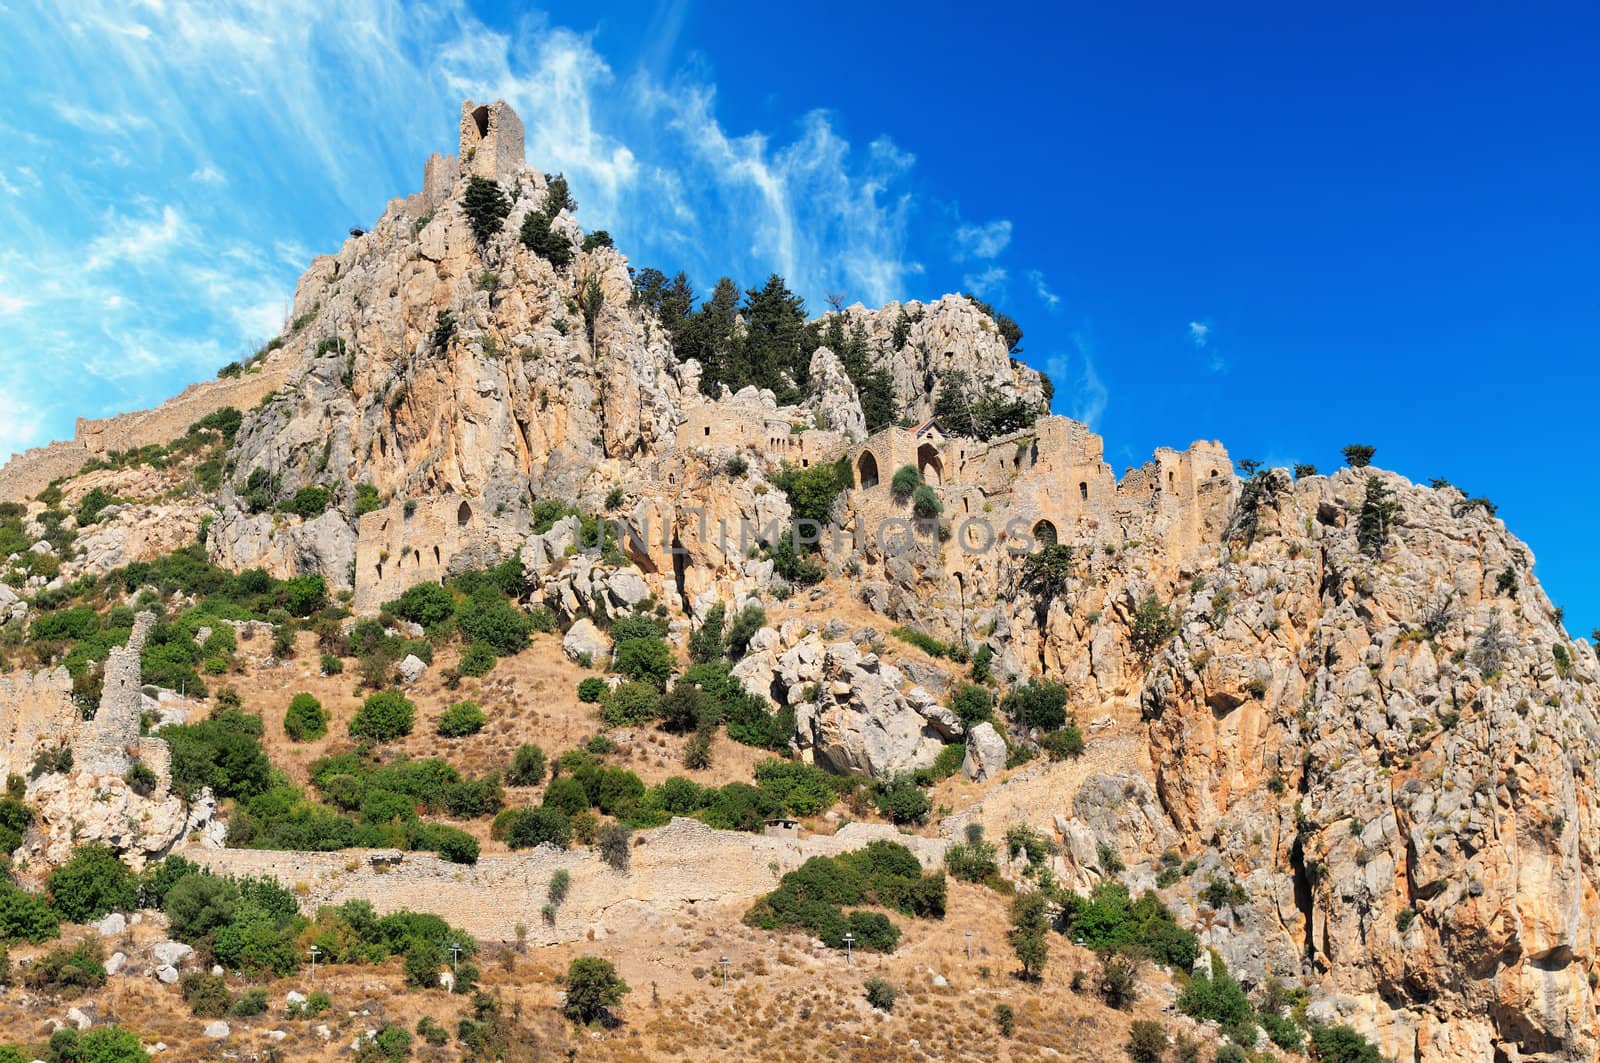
462, 176, 510, 246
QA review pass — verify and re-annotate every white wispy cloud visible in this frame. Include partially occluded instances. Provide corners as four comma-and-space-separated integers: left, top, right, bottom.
1187, 320, 1226, 372
962, 266, 1008, 299
0, 0, 986, 454
1042, 328, 1109, 429
954, 219, 1012, 260
1188, 321, 1210, 346
1028, 269, 1061, 309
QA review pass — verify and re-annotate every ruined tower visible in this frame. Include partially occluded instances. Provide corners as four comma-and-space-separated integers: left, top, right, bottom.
459, 99, 526, 183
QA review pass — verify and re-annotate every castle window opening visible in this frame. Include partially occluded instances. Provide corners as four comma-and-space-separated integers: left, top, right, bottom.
1079, 481, 1089, 501
470, 104, 489, 137
375, 563, 384, 580
414, 549, 421, 565
917, 443, 943, 486
457, 501, 472, 526
704, 426, 710, 436
1033, 519, 1058, 547
1168, 471, 1175, 489
1210, 469, 1219, 478
434, 546, 441, 565
857, 450, 880, 490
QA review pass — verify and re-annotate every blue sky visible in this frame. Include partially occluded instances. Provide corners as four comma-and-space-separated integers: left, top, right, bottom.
2, 1, 1597, 637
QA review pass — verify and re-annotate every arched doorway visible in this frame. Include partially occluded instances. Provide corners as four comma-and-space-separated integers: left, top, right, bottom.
1032, 519, 1058, 548
456, 501, 472, 526
857, 450, 880, 489
917, 443, 943, 486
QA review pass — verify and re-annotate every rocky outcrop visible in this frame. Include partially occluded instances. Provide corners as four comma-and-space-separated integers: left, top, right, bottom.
799, 641, 962, 777
18, 773, 222, 875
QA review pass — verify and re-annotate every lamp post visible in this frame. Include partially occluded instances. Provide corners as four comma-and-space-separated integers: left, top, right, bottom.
842, 932, 856, 967
309, 945, 321, 984
449, 942, 462, 972
965, 930, 973, 961
719, 955, 730, 990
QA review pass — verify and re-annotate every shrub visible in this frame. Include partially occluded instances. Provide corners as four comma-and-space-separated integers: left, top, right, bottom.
350, 691, 415, 741
1310, 1024, 1383, 1063
1260, 1011, 1305, 1051
724, 605, 767, 660
911, 484, 942, 519
683, 732, 712, 769
945, 834, 1000, 884
1009, 891, 1050, 980
864, 976, 896, 1011
124, 762, 159, 797
577, 677, 607, 703
602, 681, 660, 726
46, 844, 137, 923
26, 937, 106, 995
890, 465, 922, 499
1040, 725, 1085, 759
597, 823, 632, 871
283, 485, 331, 518
950, 682, 994, 726
688, 602, 726, 663
0, 879, 59, 942
181, 971, 233, 1017
1342, 444, 1376, 468
284, 692, 327, 741
283, 574, 328, 617
388, 582, 456, 628
1002, 680, 1069, 731
502, 807, 572, 850
1201, 873, 1248, 911
1128, 1020, 1167, 1063
1099, 951, 1140, 1010
1129, 594, 1178, 658
458, 641, 497, 676
462, 176, 510, 245
563, 956, 629, 1025
437, 700, 487, 737
543, 776, 589, 815
875, 778, 931, 825
1177, 954, 1255, 1044
456, 596, 534, 655
614, 636, 674, 688
505, 743, 546, 787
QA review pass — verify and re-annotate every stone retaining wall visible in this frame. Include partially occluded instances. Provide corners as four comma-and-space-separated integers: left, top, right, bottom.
186, 818, 946, 944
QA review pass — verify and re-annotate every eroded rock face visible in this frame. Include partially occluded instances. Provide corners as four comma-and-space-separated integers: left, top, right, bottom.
18, 773, 221, 875
800, 641, 957, 777
1136, 469, 1600, 1062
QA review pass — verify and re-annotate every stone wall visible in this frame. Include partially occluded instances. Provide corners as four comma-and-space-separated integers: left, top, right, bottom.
0, 612, 168, 790
0, 357, 291, 505
352, 494, 531, 611
0, 440, 91, 502
186, 819, 946, 944
459, 99, 525, 184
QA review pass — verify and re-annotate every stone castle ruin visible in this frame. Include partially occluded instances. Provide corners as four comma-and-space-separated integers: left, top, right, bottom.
0, 612, 169, 792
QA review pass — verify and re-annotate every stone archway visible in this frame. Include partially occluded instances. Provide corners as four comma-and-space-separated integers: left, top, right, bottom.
917, 443, 943, 486
1032, 519, 1058, 548
857, 450, 881, 489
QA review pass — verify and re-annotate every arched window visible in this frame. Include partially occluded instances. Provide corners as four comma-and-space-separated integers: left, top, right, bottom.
1032, 519, 1058, 548
457, 501, 472, 526
857, 450, 881, 489
1078, 482, 1089, 501
917, 443, 943, 486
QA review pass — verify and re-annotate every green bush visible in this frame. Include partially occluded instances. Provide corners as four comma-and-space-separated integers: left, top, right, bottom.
284, 692, 327, 741
46, 843, 137, 923
1060, 881, 1198, 971
282, 485, 331, 518
1040, 724, 1085, 759
25, 937, 106, 994
563, 955, 630, 1025
577, 677, 607, 703
163, 709, 270, 799
1310, 1024, 1383, 1063
950, 682, 994, 726
1176, 954, 1256, 1045
388, 582, 456, 628
181, 971, 233, 1016
458, 641, 497, 676
1127, 1020, 1167, 1063
911, 484, 942, 519
602, 680, 660, 726
462, 176, 511, 245
1002, 680, 1069, 731
543, 776, 590, 816
500, 807, 572, 850
613, 636, 674, 688
437, 700, 487, 738
890, 465, 922, 499
724, 605, 766, 660
864, 976, 896, 1011
743, 842, 944, 951
0, 879, 60, 942
456, 596, 534, 655
874, 777, 931, 825
506, 743, 547, 786
350, 691, 415, 741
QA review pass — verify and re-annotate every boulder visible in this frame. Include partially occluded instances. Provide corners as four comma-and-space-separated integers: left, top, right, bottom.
961, 722, 1008, 782
397, 654, 428, 684
151, 941, 194, 967
562, 618, 611, 664
94, 912, 127, 937
202, 1021, 230, 1040
155, 964, 179, 984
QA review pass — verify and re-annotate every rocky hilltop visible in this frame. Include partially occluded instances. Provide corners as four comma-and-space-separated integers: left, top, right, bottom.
1, 100, 1596, 1063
